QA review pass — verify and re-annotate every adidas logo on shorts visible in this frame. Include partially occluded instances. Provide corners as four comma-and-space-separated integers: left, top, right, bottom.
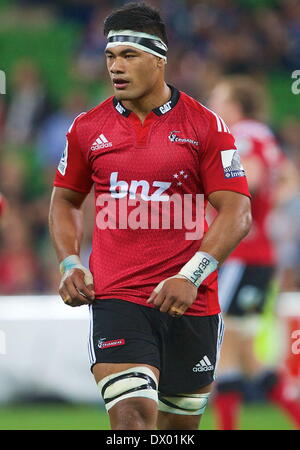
193, 355, 214, 372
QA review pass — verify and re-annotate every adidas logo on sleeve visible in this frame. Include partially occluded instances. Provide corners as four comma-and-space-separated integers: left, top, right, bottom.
91, 134, 112, 151
193, 355, 214, 372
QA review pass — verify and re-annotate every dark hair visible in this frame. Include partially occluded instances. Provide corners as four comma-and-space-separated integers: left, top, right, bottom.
103, 2, 168, 46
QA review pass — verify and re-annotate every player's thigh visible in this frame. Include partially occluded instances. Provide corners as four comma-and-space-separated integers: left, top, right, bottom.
157, 313, 223, 429
159, 312, 224, 395
89, 298, 161, 374
157, 382, 214, 430
89, 299, 161, 424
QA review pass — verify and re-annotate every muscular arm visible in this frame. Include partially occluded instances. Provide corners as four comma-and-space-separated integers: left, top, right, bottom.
200, 190, 252, 264
49, 187, 95, 306
49, 187, 87, 261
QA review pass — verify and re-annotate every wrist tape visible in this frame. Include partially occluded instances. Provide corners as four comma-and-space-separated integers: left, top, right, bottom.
60, 255, 83, 274
60, 255, 93, 286
178, 251, 218, 288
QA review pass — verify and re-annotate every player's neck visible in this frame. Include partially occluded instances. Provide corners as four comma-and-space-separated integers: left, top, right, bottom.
123, 82, 171, 123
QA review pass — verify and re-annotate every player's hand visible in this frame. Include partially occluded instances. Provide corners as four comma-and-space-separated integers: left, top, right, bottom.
59, 267, 95, 307
147, 276, 197, 317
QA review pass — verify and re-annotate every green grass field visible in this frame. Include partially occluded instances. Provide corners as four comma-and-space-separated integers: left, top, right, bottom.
0, 403, 294, 430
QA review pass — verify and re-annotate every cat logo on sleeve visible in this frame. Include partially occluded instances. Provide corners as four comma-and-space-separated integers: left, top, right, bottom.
221, 149, 245, 179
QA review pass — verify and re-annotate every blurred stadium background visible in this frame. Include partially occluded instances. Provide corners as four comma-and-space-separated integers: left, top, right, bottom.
0, 0, 300, 430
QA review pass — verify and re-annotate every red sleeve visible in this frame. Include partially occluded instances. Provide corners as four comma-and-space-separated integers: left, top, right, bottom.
200, 112, 250, 198
53, 113, 93, 194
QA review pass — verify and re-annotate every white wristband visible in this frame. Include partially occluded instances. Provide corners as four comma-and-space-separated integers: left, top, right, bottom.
178, 251, 218, 288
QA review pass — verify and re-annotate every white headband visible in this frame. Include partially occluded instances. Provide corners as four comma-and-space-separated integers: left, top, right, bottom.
106, 30, 168, 60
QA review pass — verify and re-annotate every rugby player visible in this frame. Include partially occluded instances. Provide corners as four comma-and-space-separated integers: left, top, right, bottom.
209, 75, 300, 430
49, 3, 251, 430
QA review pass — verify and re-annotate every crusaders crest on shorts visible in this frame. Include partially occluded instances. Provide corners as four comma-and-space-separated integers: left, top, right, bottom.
97, 338, 126, 349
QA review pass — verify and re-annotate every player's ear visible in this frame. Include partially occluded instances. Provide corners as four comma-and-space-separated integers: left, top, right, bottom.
157, 57, 165, 69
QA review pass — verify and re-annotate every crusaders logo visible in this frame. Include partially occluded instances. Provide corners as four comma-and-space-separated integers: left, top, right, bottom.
97, 338, 125, 349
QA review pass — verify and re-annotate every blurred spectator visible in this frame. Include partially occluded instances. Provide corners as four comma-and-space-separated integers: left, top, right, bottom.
0, 98, 6, 143
271, 196, 300, 291
0, 193, 6, 220
279, 118, 300, 171
0, 153, 27, 203
37, 89, 90, 169
282, 0, 300, 68
271, 117, 300, 290
73, 8, 109, 82
5, 59, 51, 146
0, 208, 39, 294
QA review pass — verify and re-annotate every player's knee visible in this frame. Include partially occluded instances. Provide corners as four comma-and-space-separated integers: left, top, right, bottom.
97, 366, 158, 429
111, 397, 157, 429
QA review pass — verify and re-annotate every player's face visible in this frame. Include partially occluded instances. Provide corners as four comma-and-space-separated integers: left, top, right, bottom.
105, 46, 163, 101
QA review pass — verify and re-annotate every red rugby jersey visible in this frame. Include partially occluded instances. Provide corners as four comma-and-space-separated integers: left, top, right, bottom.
54, 86, 250, 316
229, 119, 285, 266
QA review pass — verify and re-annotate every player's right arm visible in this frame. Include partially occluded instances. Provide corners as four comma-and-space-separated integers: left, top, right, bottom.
49, 112, 95, 307
49, 187, 95, 306
49, 187, 86, 261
